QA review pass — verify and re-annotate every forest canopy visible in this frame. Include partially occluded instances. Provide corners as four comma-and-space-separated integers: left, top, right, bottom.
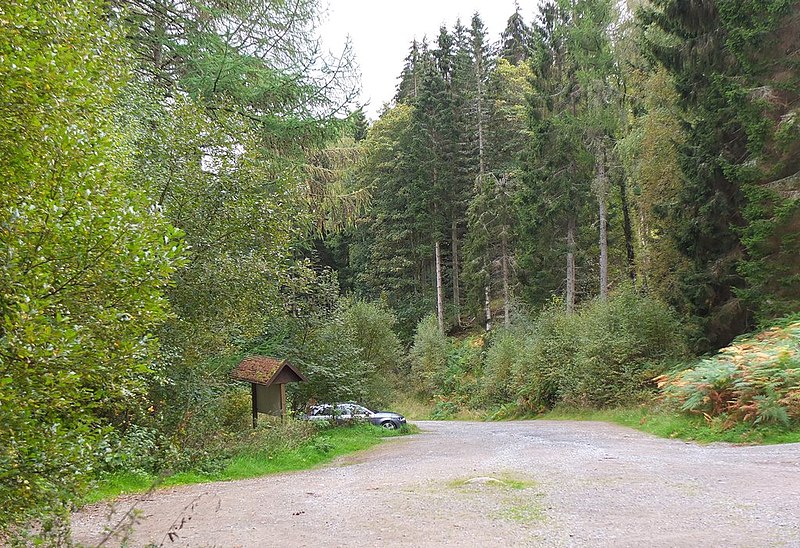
1, 0, 798, 539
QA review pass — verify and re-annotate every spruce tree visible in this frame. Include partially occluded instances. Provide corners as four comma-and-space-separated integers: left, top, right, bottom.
501, 2, 534, 65
641, 0, 800, 347
396, 39, 424, 103
519, 0, 595, 313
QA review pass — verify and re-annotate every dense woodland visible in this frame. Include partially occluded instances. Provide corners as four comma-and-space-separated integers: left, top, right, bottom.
1, 0, 799, 539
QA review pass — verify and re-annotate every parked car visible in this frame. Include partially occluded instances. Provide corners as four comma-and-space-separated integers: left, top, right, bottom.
302, 402, 407, 429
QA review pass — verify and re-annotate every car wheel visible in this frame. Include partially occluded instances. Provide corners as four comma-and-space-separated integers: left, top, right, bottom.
380, 421, 397, 430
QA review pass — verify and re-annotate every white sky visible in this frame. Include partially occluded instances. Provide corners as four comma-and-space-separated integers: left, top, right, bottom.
319, 1, 533, 119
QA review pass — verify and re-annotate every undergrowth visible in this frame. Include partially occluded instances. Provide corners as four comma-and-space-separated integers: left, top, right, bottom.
657, 320, 800, 427
540, 405, 800, 445
85, 423, 416, 503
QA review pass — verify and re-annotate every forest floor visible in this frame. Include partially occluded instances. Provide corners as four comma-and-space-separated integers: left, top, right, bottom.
72, 420, 800, 547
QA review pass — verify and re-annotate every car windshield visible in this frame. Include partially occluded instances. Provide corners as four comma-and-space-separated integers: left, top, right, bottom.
311, 405, 333, 416
335, 404, 372, 416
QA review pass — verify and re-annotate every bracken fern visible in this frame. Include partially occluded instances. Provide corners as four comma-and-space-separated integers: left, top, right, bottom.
658, 320, 800, 426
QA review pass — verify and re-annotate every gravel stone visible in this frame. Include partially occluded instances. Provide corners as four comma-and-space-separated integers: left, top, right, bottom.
71, 420, 800, 547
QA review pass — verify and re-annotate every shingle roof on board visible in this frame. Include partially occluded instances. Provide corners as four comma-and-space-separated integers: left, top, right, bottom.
231, 356, 306, 385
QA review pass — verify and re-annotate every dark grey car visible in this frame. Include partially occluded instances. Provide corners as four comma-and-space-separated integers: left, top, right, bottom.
303, 402, 407, 429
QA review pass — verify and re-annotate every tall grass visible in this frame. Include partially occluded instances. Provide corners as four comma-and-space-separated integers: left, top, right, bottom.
85, 423, 415, 504
541, 405, 800, 444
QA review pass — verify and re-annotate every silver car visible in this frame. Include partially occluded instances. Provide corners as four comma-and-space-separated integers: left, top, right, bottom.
304, 402, 407, 429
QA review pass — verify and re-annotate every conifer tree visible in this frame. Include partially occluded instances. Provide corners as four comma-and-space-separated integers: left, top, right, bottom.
464, 12, 530, 328
396, 39, 424, 103
570, 0, 619, 300
520, 0, 595, 313
501, 2, 534, 65
641, 0, 800, 347
414, 29, 459, 334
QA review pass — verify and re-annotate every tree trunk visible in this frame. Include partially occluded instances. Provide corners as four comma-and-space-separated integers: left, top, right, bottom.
477, 70, 485, 180
501, 230, 510, 327
637, 207, 649, 291
596, 159, 608, 301
477, 55, 490, 331
618, 177, 636, 284
484, 285, 492, 331
451, 219, 461, 326
566, 216, 576, 314
435, 240, 445, 336
598, 192, 608, 301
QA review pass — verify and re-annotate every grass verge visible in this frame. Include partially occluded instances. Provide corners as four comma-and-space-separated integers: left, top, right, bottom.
85, 423, 418, 504
392, 393, 800, 445
541, 405, 800, 445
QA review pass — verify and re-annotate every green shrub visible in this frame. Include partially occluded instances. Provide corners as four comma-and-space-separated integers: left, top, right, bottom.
339, 298, 404, 375
659, 320, 800, 426
338, 298, 404, 406
565, 289, 687, 407
409, 315, 450, 395
406, 290, 686, 413
482, 330, 522, 405
437, 337, 483, 402
514, 309, 580, 410
431, 398, 461, 420
285, 298, 404, 409
511, 289, 685, 409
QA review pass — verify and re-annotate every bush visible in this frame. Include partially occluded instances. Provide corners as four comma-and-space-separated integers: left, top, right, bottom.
659, 320, 800, 426
514, 309, 580, 410
339, 298, 404, 405
430, 398, 461, 420
409, 315, 450, 396
437, 337, 483, 402
482, 330, 525, 405
0, 0, 182, 532
288, 298, 402, 409
404, 289, 686, 413
289, 319, 374, 408
511, 289, 686, 410
339, 299, 403, 374
564, 289, 687, 406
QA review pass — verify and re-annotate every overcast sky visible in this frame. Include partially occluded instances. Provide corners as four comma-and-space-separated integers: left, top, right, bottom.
319, 1, 535, 119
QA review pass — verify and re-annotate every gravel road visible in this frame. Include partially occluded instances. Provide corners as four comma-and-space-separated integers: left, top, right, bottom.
71, 420, 800, 547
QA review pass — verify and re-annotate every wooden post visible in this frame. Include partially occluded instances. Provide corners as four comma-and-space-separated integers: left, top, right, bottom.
251, 383, 258, 428
280, 383, 287, 422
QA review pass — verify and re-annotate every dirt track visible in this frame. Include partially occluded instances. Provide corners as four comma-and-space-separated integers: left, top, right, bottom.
72, 420, 800, 547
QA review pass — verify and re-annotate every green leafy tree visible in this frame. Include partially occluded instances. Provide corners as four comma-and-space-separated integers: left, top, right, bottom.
517, 0, 627, 311
114, 0, 362, 435
286, 299, 403, 408
617, 68, 691, 305
0, 0, 182, 529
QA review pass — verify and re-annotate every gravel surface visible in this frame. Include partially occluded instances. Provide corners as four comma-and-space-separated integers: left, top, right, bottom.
71, 420, 800, 547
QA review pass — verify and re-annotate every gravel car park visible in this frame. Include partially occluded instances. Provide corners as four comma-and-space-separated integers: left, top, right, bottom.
303, 402, 407, 429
